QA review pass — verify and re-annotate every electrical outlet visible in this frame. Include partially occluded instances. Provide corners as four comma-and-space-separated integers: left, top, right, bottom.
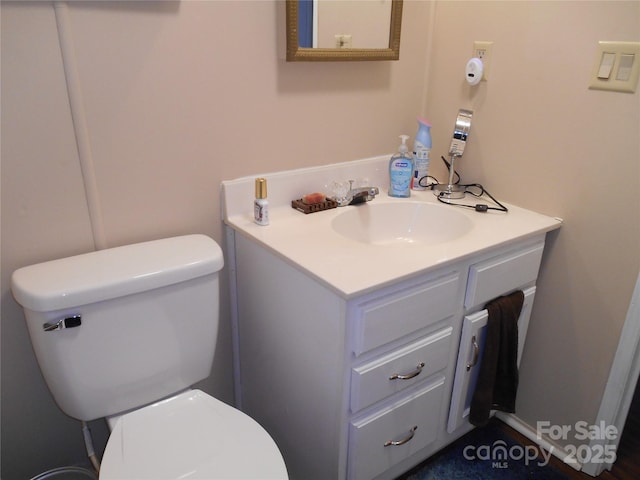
335, 34, 352, 49
473, 41, 493, 80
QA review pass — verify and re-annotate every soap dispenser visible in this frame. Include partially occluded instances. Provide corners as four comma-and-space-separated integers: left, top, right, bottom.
388, 135, 413, 198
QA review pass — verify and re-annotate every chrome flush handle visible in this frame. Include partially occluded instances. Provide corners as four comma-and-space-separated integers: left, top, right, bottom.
43, 315, 82, 332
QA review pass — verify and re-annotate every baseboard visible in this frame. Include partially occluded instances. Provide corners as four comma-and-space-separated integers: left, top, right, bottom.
495, 412, 583, 472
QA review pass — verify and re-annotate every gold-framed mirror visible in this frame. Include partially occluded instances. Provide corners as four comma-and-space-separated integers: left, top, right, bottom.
286, 0, 403, 62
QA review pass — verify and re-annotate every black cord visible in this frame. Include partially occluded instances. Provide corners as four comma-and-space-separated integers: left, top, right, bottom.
416, 156, 460, 188
436, 184, 508, 213
418, 175, 440, 188
416, 155, 508, 213
440, 156, 461, 184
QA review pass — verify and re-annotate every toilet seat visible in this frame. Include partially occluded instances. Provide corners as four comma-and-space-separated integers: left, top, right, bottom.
100, 389, 288, 479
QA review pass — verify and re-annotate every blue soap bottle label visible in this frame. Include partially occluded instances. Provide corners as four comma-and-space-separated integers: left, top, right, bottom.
389, 135, 413, 198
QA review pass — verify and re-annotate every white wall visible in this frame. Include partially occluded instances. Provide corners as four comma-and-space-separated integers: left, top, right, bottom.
1, 1, 431, 478
318, 0, 391, 48
2, 1, 638, 478
426, 0, 640, 450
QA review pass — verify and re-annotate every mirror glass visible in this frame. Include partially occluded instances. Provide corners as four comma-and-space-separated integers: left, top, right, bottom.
286, 0, 403, 61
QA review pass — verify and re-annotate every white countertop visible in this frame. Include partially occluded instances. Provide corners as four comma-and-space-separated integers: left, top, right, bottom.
222, 157, 562, 298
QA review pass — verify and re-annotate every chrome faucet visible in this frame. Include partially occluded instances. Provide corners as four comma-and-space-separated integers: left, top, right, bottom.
329, 180, 379, 206
347, 181, 379, 206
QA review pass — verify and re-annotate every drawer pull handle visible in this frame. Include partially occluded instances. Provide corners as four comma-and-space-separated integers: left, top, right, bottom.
466, 335, 479, 371
389, 362, 425, 381
384, 426, 418, 447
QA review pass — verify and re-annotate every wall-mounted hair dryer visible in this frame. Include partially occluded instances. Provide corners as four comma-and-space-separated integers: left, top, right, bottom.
434, 109, 473, 199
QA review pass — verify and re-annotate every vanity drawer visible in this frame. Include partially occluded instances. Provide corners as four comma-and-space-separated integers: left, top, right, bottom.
350, 327, 452, 412
353, 272, 461, 356
464, 241, 544, 309
348, 377, 445, 480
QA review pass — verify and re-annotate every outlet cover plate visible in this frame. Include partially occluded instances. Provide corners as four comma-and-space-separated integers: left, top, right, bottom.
473, 41, 493, 80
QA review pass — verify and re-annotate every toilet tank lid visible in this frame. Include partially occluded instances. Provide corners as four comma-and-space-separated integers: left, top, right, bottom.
11, 235, 224, 312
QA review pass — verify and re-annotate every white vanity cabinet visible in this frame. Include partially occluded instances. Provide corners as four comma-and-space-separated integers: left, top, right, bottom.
223, 157, 560, 480
228, 227, 549, 480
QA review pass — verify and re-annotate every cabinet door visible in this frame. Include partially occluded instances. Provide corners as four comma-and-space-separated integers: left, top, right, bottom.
447, 287, 536, 433
446, 310, 488, 433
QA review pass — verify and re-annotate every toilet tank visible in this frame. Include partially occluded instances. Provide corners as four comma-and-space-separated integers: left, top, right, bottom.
11, 235, 224, 421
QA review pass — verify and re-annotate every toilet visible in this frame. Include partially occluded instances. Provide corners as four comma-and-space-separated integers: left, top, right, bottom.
11, 234, 288, 479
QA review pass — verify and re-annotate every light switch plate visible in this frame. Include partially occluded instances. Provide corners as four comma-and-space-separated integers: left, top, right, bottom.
589, 41, 640, 93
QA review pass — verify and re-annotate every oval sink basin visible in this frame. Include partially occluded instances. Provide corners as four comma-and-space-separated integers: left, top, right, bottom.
330, 202, 473, 245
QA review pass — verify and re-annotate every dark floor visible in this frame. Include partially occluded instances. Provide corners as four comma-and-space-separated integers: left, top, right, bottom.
397, 386, 639, 480
494, 388, 639, 480
597, 379, 640, 480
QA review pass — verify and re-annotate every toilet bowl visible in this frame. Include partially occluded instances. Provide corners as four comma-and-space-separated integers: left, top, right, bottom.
101, 390, 287, 479
11, 235, 287, 479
